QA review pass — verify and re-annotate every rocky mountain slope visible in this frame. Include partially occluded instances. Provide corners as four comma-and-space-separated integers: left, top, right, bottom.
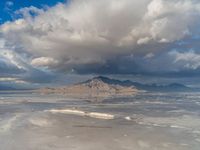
84, 76, 190, 92
39, 76, 139, 98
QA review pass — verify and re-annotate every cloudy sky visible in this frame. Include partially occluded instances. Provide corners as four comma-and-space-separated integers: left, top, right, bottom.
1, 0, 200, 89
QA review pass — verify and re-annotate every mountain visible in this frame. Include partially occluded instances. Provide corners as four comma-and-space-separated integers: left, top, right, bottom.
39, 76, 139, 99
81, 76, 191, 92
39, 76, 192, 99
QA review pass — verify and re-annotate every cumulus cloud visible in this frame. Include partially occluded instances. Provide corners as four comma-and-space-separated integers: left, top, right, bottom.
31, 57, 58, 67
170, 50, 200, 70
1, 0, 200, 79
144, 53, 155, 59
0, 40, 26, 77
137, 37, 151, 45
0, 42, 56, 85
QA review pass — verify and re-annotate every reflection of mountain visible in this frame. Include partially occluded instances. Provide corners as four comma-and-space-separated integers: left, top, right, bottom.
40, 76, 139, 98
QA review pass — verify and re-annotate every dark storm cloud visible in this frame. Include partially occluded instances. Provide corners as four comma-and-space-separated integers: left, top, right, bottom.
1, 0, 200, 85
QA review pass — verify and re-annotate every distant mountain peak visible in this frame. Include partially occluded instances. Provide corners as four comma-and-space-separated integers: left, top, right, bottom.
92, 76, 110, 80
83, 78, 109, 88
83, 76, 110, 84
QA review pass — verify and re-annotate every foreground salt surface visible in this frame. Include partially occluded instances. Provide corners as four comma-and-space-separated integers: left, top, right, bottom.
0, 92, 200, 150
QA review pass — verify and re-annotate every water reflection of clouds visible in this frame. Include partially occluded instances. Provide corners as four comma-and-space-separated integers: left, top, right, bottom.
0, 92, 200, 149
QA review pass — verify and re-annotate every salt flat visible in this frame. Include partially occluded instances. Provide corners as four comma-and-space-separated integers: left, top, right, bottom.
0, 92, 200, 150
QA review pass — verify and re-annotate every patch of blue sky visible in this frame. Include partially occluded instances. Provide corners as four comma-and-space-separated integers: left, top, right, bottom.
0, 0, 66, 24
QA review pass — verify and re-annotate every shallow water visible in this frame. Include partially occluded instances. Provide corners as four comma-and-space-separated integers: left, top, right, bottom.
0, 92, 200, 150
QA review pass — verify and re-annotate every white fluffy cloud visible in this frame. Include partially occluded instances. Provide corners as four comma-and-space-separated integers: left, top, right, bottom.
1, 0, 200, 74
170, 50, 200, 70
31, 57, 58, 67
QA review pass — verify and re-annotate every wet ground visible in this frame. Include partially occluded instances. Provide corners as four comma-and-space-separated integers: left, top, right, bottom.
0, 92, 200, 150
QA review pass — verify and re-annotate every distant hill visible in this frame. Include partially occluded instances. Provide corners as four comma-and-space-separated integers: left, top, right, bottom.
39, 76, 193, 99
84, 76, 191, 92
39, 76, 139, 99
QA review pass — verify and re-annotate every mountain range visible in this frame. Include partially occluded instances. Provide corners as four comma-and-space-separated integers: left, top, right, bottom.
39, 76, 139, 99
39, 76, 192, 99
86, 76, 191, 92
0, 76, 192, 93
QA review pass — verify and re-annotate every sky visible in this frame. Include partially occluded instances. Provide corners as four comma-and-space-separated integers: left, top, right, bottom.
1, 0, 200, 89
